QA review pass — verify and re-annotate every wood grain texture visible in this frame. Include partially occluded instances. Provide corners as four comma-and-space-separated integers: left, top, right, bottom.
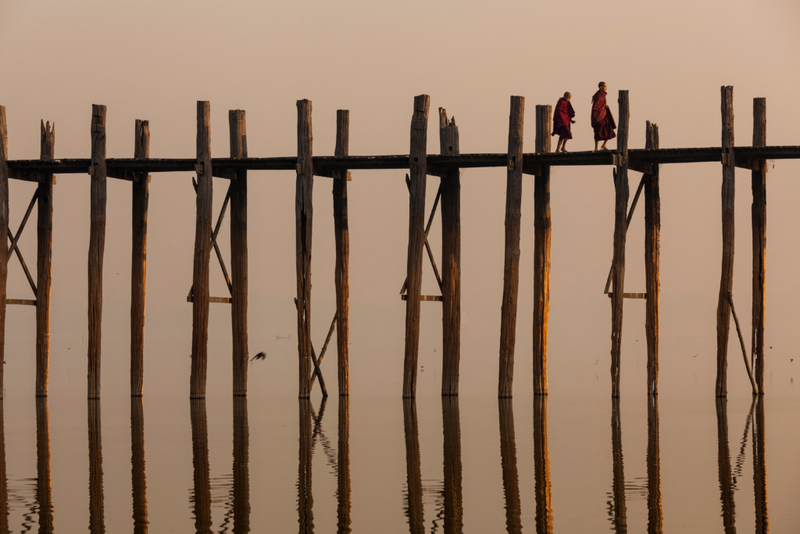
191, 102, 213, 399
498, 96, 525, 398
36, 122, 55, 397
402, 95, 430, 398
0, 108, 7, 401
439, 108, 461, 396
533, 105, 552, 396
333, 110, 350, 396
88, 105, 107, 399
716, 86, 735, 398
131, 120, 149, 397
295, 100, 314, 399
751, 98, 767, 395
644, 122, 661, 397
229, 110, 249, 397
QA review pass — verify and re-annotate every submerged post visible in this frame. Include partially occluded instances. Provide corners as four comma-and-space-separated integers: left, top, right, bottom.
402, 95, 430, 398
533, 104, 552, 396
296, 100, 314, 399
333, 110, 350, 396
498, 96, 525, 398
230, 110, 249, 397
0, 107, 8, 400
131, 120, 149, 397
610, 91, 630, 398
37, 122, 55, 397
88, 105, 107, 399
644, 122, 661, 396
752, 98, 767, 395
191, 101, 213, 399
716, 86, 735, 398
439, 108, 461, 396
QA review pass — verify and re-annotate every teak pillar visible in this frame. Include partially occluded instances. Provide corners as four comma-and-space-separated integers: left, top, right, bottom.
37, 122, 55, 397
333, 110, 350, 396
644, 122, 661, 397
610, 91, 630, 399
498, 96, 524, 398
230, 110, 249, 397
439, 108, 461, 396
716, 86, 735, 398
402, 95, 430, 399
0, 107, 8, 400
751, 98, 767, 395
191, 101, 213, 399
131, 120, 149, 397
533, 104, 552, 396
296, 100, 314, 399
88, 105, 107, 399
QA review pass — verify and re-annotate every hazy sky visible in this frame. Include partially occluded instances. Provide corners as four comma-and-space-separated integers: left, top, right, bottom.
1, 0, 800, 400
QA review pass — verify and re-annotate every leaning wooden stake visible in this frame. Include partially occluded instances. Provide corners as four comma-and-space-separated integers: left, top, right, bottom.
533, 104, 552, 396
644, 122, 661, 396
333, 110, 350, 396
0, 107, 6, 401
402, 95, 430, 398
191, 101, 213, 399
131, 120, 149, 397
88, 105, 107, 400
439, 108, 461, 396
37, 121, 55, 397
230, 110, 249, 397
716, 86, 735, 398
751, 97, 767, 395
610, 91, 630, 398
498, 96, 525, 398
296, 100, 314, 399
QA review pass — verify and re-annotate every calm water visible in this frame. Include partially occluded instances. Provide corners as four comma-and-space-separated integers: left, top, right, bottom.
1, 386, 797, 533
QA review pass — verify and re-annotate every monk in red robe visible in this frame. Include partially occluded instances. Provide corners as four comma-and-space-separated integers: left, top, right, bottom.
552, 92, 576, 152
591, 81, 616, 151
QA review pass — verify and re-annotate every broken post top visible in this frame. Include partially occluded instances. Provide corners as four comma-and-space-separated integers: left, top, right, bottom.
229, 110, 247, 159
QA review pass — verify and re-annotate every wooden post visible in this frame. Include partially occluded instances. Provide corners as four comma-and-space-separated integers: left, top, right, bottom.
191, 101, 213, 399
230, 110, 249, 397
439, 108, 461, 396
0, 108, 7, 401
442, 396, 463, 532
333, 110, 350, 396
753, 398, 768, 531
534, 394, 553, 533
610, 91, 630, 399
402, 398, 424, 533
131, 397, 148, 533
534, 104, 552, 396
88, 400, 105, 533
233, 397, 250, 532
403, 95, 430, 399
36, 398, 54, 532
498, 399, 522, 533
646, 395, 663, 533
644, 122, 661, 397
752, 98, 767, 395
190, 399, 212, 533
88, 105, 107, 400
0, 402, 8, 532
131, 120, 149, 398
715, 398, 736, 532
36, 121, 54, 397
296, 100, 314, 399
298, 399, 314, 531
337, 396, 351, 533
498, 96, 525, 398
610, 398, 627, 533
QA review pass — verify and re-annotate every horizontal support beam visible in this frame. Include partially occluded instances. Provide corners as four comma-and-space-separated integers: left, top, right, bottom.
187, 296, 231, 304
7, 299, 36, 306
607, 292, 647, 299
400, 294, 442, 302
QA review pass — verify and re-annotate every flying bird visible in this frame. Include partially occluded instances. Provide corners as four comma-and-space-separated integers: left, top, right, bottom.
251, 351, 267, 362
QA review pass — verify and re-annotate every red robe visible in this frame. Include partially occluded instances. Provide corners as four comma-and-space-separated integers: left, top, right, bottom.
591, 90, 616, 141
552, 98, 575, 139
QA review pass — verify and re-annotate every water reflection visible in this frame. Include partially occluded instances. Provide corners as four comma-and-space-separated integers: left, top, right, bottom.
533, 395, 553, 534
190, 399, 212, 534
609, 398, 626, 533
441, 396, 463, 534
37, 398, 54, 533
131, 397, 148, 533
498, 398, 521, 533
337, 397, 351, 534
0, 401, 8, 534
88, 399, 104, 534
298, 399, 314, 533
232, 397, 250, 534
752, 398, 768, 533
646, 396, 662, 534
402, 399, 424, 534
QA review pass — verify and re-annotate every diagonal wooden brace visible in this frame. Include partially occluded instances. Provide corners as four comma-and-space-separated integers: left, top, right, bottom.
604, 175, 646, 294
400, 175, 443, 295
187, 177, 233, 300
7, 189, 39, 298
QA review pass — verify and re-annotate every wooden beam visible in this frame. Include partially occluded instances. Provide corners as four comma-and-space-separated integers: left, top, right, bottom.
716, 86, 735, 398
131, 120, 149, 398
0, 107, 7, 400
7, 191, 38, 299
37, 121, 54, 397
6, 299, 35, 306
402, 95, 430, 399
439, 108, 461, 396
644, 122, 661, 397
498, 96, 525, 399
88, 104, 107, 400
534, 104, 552, 396
191, 101, 213, 399
230, 110, 249, 397
296, 99, 314, 399
752, 98, 767, 395
333, 110, 350, 396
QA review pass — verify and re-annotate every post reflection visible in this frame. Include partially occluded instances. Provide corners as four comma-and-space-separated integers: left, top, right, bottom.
337, 396, 351, 534
646, 396, 662, 534
533, 395, 553, 534
0, 401, 8, 534
190, 399, 212, 534
715, 398, 736, 534
37, 398, 54, 533
298, 398, 314, 534
441, 396, 463, 534
609, 398, 626, 534
498, 398, 522, 534
402, 399, 424, 534
233, 397, 250, 534
88, 399, 105, 534
752, 398, 768, 534
131, 397, 148, 533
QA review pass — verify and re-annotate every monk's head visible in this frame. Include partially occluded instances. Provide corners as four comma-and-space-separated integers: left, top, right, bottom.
598, 81, 607, 92
564, 92, 571, 101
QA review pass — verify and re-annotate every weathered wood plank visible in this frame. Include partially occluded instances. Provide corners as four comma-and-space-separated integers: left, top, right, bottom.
230, 110, 249, 397
752, 98, 767, 395
88, 104, 107, 400
644, 122, 661, 397
6, 299, 36, 306
296, 100, 314, 399
131, 120, 149, 397
439, 108, 461, 396
37, 121, 55, 397
402, 95, 430, 399
498, 96, 525, 399
533, 104, 552, 396
333, 110, 350, 396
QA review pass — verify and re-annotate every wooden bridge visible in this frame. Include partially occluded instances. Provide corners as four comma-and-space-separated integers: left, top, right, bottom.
0, 86, 788, 399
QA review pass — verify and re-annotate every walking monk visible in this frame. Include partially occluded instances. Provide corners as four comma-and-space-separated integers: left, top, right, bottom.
552, 92, 576, 152
591, 81, 616, 151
